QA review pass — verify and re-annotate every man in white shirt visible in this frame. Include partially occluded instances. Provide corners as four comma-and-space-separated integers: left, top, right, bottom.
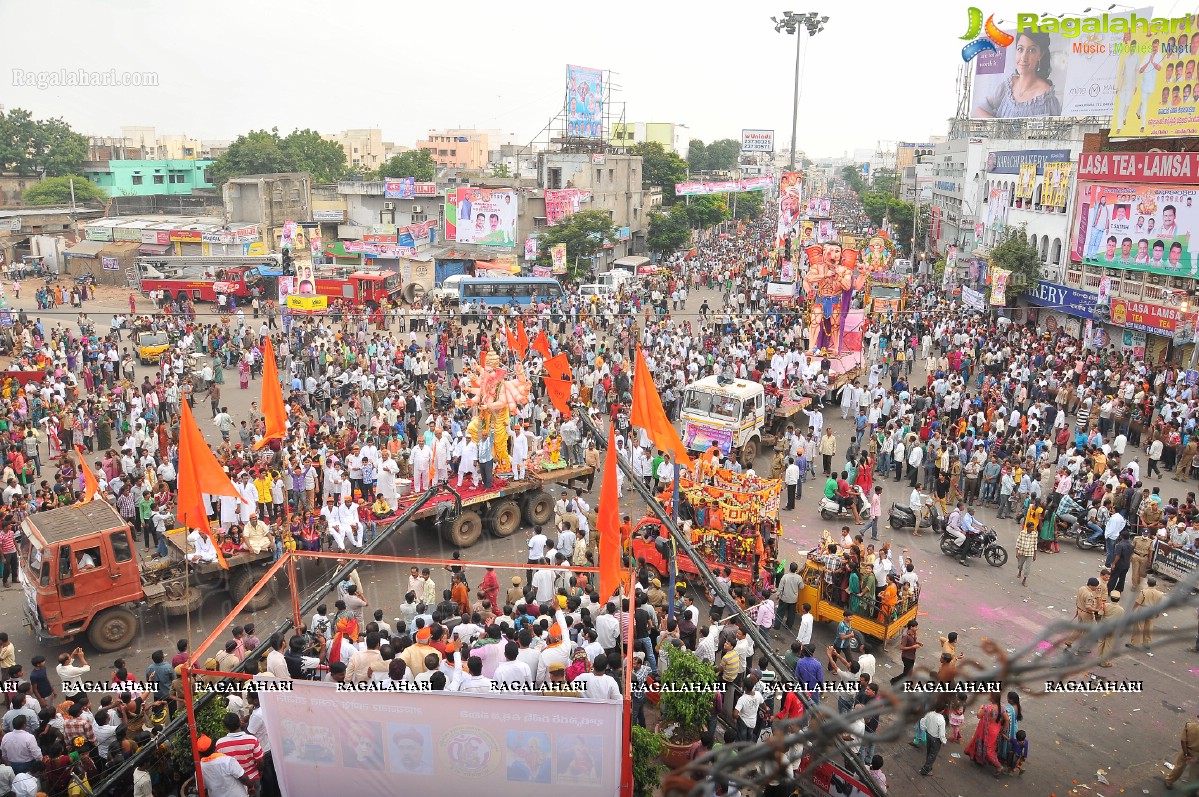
918, 707, 948, 775
526, 526, 548, 583
198, 736, 251, 797
595, 603, 621, 655
55, 648, 90, 686
735, 672, 764, 741
531, 557, 562, 603
493, 642, 533, 687
797, 603, 814, 647
582, 654, 621, 700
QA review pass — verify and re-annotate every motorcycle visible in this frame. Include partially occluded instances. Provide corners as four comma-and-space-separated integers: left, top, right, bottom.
939, 526, 1009, 567
819, 485, 868, 521
888, 497, 947, 535
1075, 524, 1105, 550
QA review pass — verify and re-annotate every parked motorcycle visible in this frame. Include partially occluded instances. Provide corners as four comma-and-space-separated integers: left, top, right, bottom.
888, 498, 947, 535
819, 485, 868, 521
939, 526, 1009, 567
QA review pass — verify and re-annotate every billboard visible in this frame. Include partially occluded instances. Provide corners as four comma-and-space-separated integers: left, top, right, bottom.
1042, 162, 1073, 207
259, 682, 622, 797
550, 243, 567, 274
384, 178, 415, 199
1016, 163, 1037, 199
776, 172, 803, 245
1110, 297, 1197, 334
545, 189, 583, 225
1072, 182, 1199, 276
970, 10, 1152, 119
454, 188, 517, 246
674, 178, 775, 196
985, 149, 1072, 175
1024, 279, 1098, 318
566, 65, 603, 138
444, 190, 457, 241
807, 198, 831, 217
1110, 22, 1199, 137
741, 129, 775, 152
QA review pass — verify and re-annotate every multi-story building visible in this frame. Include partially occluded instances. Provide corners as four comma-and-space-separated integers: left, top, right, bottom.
607, 123, 690, 158
323, 129, 404, 173
417, 129, 490, 172
83, 159, 214, 197
158, 135, 202, 160
222, 173, 311, 251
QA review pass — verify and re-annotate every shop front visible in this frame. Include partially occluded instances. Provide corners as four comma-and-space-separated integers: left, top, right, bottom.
1108, 298, 1198, 367
1022, 279, 1096, 341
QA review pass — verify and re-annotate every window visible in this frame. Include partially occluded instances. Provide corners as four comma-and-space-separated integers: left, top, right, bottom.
203, 168, 212, 184
353, 147, 359, 153
451, 149, 457, 156
131, 175, 143, 185
153, 174, 165, 185
534, 216, 547, 230
596, 169, 603, 183
110, 530, 133, 563
411, 213, 427, 223
291, 188, 300, 200
548, 168, 562, 190
75, 546, 101, 571
58, 546, 73, 596
609, 169, 614, 182
439, 149, 449, 156
168, 173, 185, 184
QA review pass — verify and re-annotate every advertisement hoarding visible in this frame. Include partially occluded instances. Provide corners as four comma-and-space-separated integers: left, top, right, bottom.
674, 178, 775, 196
1110, 298, 1197, 334
454, 188, 517, 246
1072, 182, 1199, 275
962, 285, 986, 310
970, 10, 1149, 119
1077, 151, 1199, 184
1023, 279, 1098, 318
444, 190, 457, 242
740, 129, 775, 152
990, 267, 1010, 305
776, 172, 803, 245
985, 149, 1073, 174
807, 198, 832, 217
544, 189, 583, 225
550, 243, 567, 274
1016, 163, 1037, 199
566, 65, 603, 138
384, 178, 415, 199
1111, 22, 1199, 138
1042, 162, 1073, 207
683, 422, 734, 455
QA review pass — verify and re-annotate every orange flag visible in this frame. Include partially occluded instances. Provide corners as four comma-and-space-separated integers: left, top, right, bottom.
177, 400, 243, 570
515, 318, 529, 359
253, 336, 287, 451
543, 352, 572, 382
505, 325, 519, 353
74, 446, 100, 503
543, 377, 572, 419
630, 348, 691, 468
597, 424, 623, 604
531, 329, 552, 360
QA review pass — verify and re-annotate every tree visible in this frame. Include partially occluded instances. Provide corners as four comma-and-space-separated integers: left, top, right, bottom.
839, 164, 865, 196
989, 225, 1043, 303
631, 141, 688, 204
208, 130, 293, 186
729, 189, 765, 221
870, 167, 900, 197
704, 139, 741, 172
647, 205, 692, 256
0, 109, 87, 176
490, 162, 510, 178
378, 149, 436, 182
536, 209, 618, 279
687, 139, 708, 173
22, 175, 107, 206
684, 195, 730, 229
280, 129, 348, 184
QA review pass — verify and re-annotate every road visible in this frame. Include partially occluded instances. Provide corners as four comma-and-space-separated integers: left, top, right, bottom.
4, 280, 1198, 795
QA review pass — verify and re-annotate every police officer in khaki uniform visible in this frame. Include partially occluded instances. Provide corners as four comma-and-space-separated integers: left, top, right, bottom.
1129, 531, 1154, 592
1164, 715, 1199, 789
1128, 577, 1165, 650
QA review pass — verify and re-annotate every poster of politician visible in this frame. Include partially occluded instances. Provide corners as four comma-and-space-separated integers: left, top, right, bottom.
566, 65, 603, 138
455, 188, 518, 246
1073, 182, 1199, 277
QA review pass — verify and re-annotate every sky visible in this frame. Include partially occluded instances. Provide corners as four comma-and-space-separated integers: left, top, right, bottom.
2, 0, 996, 160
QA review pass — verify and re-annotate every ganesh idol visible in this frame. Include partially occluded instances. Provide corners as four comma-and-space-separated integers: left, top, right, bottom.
802, 240, 865, 355
464, 352, 532, 474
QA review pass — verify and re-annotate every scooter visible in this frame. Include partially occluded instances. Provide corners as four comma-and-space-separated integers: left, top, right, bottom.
939, 525, 1009, 567
819, 485, 868, 521
888, 497, 947, 534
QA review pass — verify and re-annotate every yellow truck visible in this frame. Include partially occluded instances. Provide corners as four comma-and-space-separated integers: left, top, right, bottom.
136, 332, 170, 365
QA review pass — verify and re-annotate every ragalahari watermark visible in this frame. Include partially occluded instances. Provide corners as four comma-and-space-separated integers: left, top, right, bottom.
12, 68, 159, 90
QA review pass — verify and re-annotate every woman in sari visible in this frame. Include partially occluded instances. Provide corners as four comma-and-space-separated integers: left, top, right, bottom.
966, 692, 1007, 776
238, 355, 251, 389
855, 452, 874, 495
876, 579, 898, 623
1038, 494, 1060, 553
998, 691, 1023, 771
212, 356, 225, 385
846, 568, 862, 614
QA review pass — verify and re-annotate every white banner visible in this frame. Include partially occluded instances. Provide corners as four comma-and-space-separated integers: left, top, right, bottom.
962, 285, 985, 311
259, 681, 622, 797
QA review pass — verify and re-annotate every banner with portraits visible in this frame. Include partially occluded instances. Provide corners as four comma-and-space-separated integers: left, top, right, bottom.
1042, 162, 1072, 207
1072, 182, 1199, 277
1016, 163, 1037, 200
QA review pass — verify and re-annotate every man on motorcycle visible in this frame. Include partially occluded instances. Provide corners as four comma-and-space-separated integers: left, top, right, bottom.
1085, 501, 1111, 546
1057, 494, 1086, 532
947, 502, 968, 564
836, 471, 861, 524
909, 488, 928, 536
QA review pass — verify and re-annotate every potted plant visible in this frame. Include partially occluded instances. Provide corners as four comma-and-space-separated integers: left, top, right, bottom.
631, 725, 666, 797
655, 645, 717, 768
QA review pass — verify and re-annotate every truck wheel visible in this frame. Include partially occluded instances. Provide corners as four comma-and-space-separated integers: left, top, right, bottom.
160, 589, 204, 618
740, 438, 759, 468
488, 500, 522, 538
228, 568, 281, 611
523, 491, 553, 526
87, 607, 138, 653
443, 510, 483, 548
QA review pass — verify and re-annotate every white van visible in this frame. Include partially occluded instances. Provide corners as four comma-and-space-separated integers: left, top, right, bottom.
429, 274, 469, 304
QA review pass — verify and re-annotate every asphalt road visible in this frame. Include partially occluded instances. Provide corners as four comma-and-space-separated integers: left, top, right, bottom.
5, 281, 1199, 795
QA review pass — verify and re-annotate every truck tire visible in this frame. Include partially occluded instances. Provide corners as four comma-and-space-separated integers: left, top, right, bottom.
522, 491, 553, 526
740, 438, 759, 468
443, 510, 483, 548
87, 607, 138, 653
228, 568, 280, 612
160, 589, 204, 618
488, 500, 522, 538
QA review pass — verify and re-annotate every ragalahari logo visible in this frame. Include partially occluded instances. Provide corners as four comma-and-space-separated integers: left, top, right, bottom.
961, 7, 1015, 62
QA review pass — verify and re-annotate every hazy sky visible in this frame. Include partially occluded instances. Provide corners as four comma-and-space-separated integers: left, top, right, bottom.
2, 0, 984, 159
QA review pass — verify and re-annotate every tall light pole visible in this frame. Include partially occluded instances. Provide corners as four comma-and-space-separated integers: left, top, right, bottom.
772, 11, 827, 169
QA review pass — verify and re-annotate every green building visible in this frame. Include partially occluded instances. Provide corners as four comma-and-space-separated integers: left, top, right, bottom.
83, 159, 214, 196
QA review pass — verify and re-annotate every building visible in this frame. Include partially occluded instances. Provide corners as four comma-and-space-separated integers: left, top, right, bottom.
87, 128, 229, 161
323, 129, 404, 173
222, 173, 311, 251
896, 142, 936, 171
83, 159, 215, 197
417, 129, 490, 172
608, 122, 690, 158
0, 206, 104, 274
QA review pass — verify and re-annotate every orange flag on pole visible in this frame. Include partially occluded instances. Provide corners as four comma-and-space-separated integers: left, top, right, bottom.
597, 424, 623, 604
253, 336, 287, 451
531, 329, 552, 360
543, 352, 572, 382
177, 400, 243, 570
543, 377, 572, 419
74, 446, 100, 503
630, 348, 691, 468
515, 318, 530, 359
505, 325, 519, 353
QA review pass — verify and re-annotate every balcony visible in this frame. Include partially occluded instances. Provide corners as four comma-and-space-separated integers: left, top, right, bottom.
1068, 263, 1186, 304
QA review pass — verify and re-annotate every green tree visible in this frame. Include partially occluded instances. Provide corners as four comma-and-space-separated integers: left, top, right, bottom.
0, 109, 87, 176
684, 195, 730, 229
536, 209, 618, 279
377, 149, 436, 182
208, 129, 292, 186
632, 141, 688, 204
490, 162, 510, 178
23, 175, 107, 206
647, 205, 691, 256
704, 138, 741, 172
729, 189, 765, 221
839, 164, 865, 196
687, 139, 708, 173
870, 167, 900, 197
280, 128, 348, 183
989, 225, 1042, 303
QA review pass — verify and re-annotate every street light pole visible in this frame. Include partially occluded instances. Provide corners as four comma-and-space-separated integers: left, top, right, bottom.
772, 11, 828, 170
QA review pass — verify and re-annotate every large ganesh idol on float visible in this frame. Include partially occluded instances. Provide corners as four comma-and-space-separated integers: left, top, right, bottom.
802, 240, 866, 355
464, 352, 532, 473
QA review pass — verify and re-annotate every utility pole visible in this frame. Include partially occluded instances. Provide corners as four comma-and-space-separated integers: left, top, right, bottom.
772, 12, 828, 170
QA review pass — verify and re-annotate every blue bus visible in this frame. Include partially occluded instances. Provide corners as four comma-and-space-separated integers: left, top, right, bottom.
458, 276, 564, 306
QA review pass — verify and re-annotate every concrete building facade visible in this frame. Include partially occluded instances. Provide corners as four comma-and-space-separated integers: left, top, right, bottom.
222, 173, 312, 251
83, 159, 214, 196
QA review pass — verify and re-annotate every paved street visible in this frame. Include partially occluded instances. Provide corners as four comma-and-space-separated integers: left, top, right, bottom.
4, 279, 1199, 794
